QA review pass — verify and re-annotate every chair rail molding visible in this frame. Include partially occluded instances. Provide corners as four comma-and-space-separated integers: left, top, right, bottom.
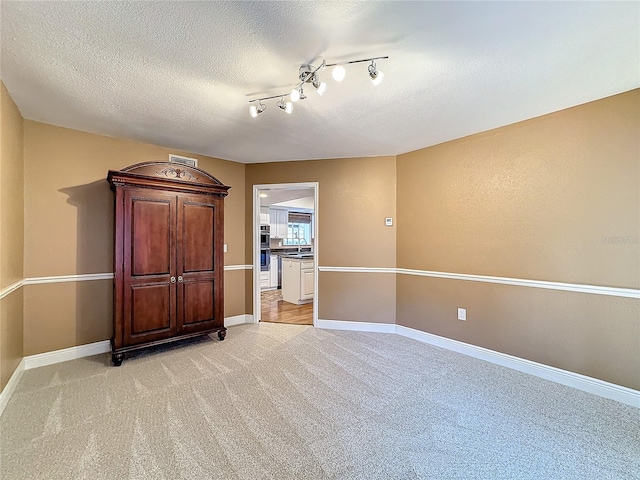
318, 266, 640, 299
13, 265, 253, 288
0, 280, 25, 300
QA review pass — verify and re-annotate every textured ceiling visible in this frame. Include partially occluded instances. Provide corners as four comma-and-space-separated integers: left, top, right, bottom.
1, 2, 638, 164
259, 188, 314, 207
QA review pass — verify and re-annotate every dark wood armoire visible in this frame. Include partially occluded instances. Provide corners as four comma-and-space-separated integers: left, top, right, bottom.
107, 162, 230, 366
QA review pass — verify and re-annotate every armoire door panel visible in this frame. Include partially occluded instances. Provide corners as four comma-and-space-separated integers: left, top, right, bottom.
130, 284, 172, 334
179, 198, 216, 273
125, 283, 176, 344
125, 191, 176, 277
131, 200, 171, 276
180, 280, 216, 327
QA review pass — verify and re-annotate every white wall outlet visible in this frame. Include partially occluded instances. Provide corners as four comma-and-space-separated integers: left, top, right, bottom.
457, 308, 466, 321
223, 244, 228, 253
385, 217, 393, 226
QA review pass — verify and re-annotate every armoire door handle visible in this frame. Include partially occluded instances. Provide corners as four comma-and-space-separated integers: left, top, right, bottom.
170, 276, 176, 283
178, 276, 183, 282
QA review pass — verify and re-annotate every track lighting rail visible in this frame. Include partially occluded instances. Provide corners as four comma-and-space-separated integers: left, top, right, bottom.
248, 55, 388, 117
324, 55, 388, 68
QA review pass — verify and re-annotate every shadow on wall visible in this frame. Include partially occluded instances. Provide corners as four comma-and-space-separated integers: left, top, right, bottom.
60, 180, 114, 347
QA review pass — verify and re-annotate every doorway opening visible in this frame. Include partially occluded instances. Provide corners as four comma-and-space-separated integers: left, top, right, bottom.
253, 183, 318, 326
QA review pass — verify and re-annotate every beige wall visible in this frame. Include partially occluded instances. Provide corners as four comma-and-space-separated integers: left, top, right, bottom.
319, 272, 395, 324
22, 121, 247, 355
0, 81, 25, 390
245, 156, 396, 321
397, 276, 639, 389
396, 89, 640, 389
2, 82, 638, 393
0, 83, 24, 289
397, 90, 639, 287
23, 281, 111, 356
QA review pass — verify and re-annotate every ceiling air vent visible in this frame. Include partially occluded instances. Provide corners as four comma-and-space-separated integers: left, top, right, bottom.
169, 154, 198, 168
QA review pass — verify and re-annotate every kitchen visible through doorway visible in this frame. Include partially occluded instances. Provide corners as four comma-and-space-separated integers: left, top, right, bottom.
254, 182, 318, 326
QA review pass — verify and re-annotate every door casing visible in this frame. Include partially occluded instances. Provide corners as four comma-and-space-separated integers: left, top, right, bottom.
252, 183, 319, 325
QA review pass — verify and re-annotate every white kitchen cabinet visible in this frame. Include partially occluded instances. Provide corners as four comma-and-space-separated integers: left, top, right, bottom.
282, 258, 314, 304
269, 208, 288, 238
268, 210, 277, 236
269, 254, 278, 288
260, 270, 269, 289
260, 207, 270, 225
301, 269, 314, 298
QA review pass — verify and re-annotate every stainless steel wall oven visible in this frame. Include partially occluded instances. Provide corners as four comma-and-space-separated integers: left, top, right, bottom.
260, 225, 270, 271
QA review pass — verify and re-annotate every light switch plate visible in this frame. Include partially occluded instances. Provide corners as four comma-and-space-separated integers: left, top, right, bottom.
458, 308, 466, 321
223, 244, 228, 253
385, 217, 393, 226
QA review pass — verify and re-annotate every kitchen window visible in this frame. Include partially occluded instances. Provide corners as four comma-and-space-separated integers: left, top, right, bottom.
283, 212, 313, 246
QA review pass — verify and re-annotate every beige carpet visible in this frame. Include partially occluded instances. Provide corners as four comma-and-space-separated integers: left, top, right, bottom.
1, 323, 638, 479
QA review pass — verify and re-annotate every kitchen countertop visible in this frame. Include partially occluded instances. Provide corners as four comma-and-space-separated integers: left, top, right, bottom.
271, 247, 313, 257
279, 253, 314, 260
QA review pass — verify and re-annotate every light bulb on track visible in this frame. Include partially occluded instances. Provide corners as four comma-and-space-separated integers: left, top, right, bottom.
332, 65, 346, 82
277, 96, 293, 114
368, 61, 384, 86
312, 74, 327, 96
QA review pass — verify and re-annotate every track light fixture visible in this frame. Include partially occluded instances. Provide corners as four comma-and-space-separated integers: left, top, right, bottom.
277, 96, 293, 114
368, 60, 384, 86
291, 85, 309, 103
248, 55, 388, 117
249, 100, 266, 118
311, 74, 327, 96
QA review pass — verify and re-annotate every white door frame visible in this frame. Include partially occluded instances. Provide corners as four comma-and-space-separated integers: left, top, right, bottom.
253, 182, 319, 326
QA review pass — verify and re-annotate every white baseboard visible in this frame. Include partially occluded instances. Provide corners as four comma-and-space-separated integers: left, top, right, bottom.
395, 325, 639, 408
316, 319, 639, 408
23, 313, 255, 369
316, 319, 396, 334
225, 314, 255, 327
24, 340, 112, 370
4, 318, 636, 415
0, 312, 253, 417
0, 358, 25, 417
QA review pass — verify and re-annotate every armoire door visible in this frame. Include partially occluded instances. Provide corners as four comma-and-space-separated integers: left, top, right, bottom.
176, 194, 223, 332
122, 188, 177, 345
